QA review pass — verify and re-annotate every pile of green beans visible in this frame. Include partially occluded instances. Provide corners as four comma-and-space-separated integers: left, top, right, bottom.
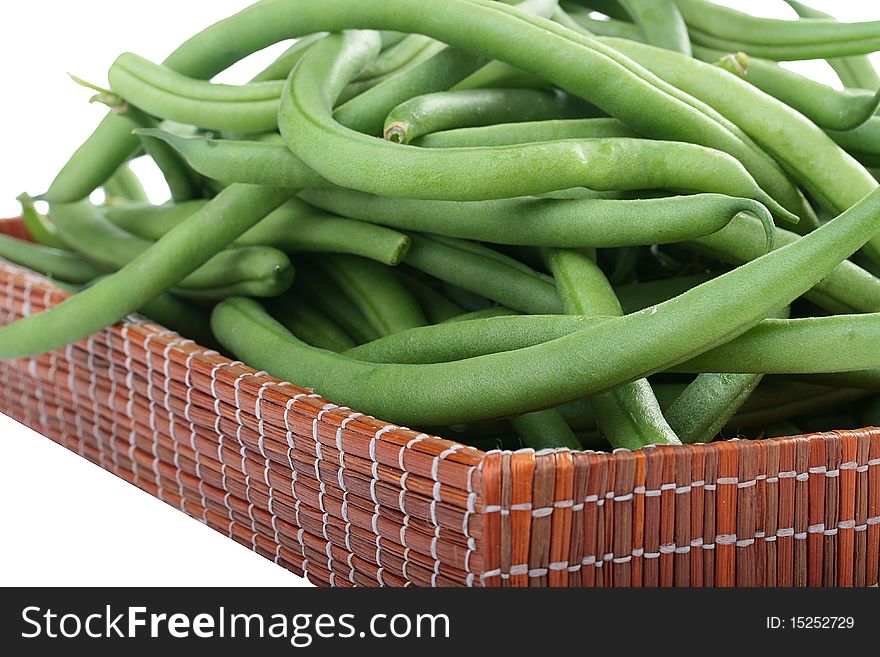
5, 0, 880, 452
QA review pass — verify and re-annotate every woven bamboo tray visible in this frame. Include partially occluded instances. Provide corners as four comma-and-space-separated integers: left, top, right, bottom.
2, 217, 879, 587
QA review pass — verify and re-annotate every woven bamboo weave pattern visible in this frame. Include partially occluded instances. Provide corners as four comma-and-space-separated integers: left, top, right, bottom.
2, 215, 879, 586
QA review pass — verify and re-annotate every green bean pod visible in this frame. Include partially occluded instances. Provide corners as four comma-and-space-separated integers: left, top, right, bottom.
673, 0, 880, 56
0, 235, 102, 284
783, 0, 880, 90
266, 294, 356, 352
415, 117, 636, 148
618, 0, 691, 55
302, 188, 775, 249
510, 410, 583, 450
383, 88, 593, 144
108, 53, 290, 133
712, 50, 880, 131
17, 194, 66, 249
135, 129, 330, 189
404, 234, 562, 315
315, 255, 427, 336
106, 198, 410, 266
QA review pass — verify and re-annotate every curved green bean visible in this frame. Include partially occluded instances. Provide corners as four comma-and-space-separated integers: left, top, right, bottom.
673, 0, 880, 53
135, 129, 330, 189
383, 88, 593, 144
685, 212, 880, 314
783, 0, 880, 90
251, 34, 329, 82
17, 194, 66, 249
106, 198, 410, 266
712, 50, 880, 131
301, 188, 775, 249
415, 117, 636, 148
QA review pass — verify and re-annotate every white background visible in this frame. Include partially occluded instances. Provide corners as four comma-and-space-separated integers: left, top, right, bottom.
1, 1, 878, 587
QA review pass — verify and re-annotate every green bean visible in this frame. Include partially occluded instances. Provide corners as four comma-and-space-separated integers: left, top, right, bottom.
618, 0, 690, 55
0, 184, 292, 359
315, 255, 426, 336
266, 294, 356, 352
712, 50, 880, 131
415, 117, 636, 148
250, 34, 329, 82
0, 234, 101, 284
356, 34, 441, 82
666, 371, 763, 444
510, 410, 583, 450
107, 53, 289, 133
281, 29, 799, 221
383, 88, 593, 144
547, 248, 680, 448
344, 315, 596, 364
783, 0, 880, 90
601, 38, 874, 235
826, 117, 880, 169
404, 234, 562, 315
673, 0, 880, 55
107, 198, 410, 266
685, 212, 880, 314
685, 28, 880, 62
135, 129, 330, 189
292, 266, 381, 345
395, 270, 463, 323
104, 200, 208, 237
51, 201, 295, 300
43, 113, 141, 203
302, 188, 775, 249
17, 194, 66, 249
103, 162, 149, 203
